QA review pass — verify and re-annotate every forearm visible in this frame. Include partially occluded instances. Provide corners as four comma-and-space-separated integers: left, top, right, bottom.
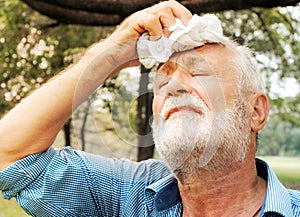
0, 41, 118, 169
0, 0, 193, 170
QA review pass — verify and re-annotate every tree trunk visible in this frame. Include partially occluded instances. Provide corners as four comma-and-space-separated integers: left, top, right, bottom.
80, 98, 92, 151
63, 118, 72, 147
136, 66, 154, 161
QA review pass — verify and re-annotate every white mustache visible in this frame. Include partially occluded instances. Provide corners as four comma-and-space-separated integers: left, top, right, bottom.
160, 94, 208, 120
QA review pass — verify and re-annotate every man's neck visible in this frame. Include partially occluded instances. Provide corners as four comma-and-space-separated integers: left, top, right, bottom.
178, 156, 267, 217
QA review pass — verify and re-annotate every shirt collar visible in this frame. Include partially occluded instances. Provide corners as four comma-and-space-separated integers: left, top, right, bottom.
145, 174, 181, 212
257, 158, 294, 217
145, 159, 294, 216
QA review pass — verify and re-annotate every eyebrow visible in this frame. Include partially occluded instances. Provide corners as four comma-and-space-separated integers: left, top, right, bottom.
156, 51, 214, 75
179, 52, 205, 65
179, 53, 214, 74
157, 63, 164, 70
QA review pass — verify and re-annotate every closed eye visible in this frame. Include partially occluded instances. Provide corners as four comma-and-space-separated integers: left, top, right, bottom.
190, 70, 212, 77
191, 73, 211, 76
179, 53, 214, 77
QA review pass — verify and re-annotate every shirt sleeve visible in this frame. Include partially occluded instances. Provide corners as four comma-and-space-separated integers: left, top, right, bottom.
0, 147, 171, 217
0, 147, 100, 216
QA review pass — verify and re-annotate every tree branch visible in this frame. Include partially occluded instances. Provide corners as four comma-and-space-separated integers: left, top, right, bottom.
22, 0, 300, 26
27, 0, 159, 16
251, 9, 278, 52
22, 0, 123, 26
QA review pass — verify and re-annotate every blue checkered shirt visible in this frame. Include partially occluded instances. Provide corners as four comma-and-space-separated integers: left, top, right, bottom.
0, 147, 300, 216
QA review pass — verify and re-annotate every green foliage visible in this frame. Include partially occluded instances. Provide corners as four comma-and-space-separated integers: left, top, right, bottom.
0, 0, 58, 111
216, 5, 300, 126
101, 69, 140, 144
271, 94, 300, 127
0, 1, 299, 155
0, 0, 114, 115
218, 7, 300, 79
258, 114, 300, 156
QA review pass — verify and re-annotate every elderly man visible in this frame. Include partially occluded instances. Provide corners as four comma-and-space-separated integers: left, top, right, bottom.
0, 1, 299, 216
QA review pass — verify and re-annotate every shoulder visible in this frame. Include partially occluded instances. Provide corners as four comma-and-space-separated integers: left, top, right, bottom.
288, 189, 300, 215
76, 149, 171, 183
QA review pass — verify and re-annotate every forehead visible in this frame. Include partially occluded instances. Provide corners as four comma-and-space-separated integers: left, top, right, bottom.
159, 43, 239, 77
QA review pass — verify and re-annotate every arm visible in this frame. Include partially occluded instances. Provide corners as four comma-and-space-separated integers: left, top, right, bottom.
0, 1, 192, 170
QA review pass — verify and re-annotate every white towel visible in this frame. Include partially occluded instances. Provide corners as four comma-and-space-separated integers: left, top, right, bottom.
137, 14, 227, 68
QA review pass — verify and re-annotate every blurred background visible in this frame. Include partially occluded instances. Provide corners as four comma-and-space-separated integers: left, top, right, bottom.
0, 0, 299, 216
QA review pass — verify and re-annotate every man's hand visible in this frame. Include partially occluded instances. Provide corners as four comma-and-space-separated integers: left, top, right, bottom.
87, 0, 192, 70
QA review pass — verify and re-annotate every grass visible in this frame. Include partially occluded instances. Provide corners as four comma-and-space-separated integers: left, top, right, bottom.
0, 197, 29, 217
1, 156, 300, 216
259, 156, 300, 190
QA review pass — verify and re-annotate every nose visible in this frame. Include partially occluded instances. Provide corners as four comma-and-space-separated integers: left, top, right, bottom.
165, 72, 192, 97
167, 85, 187, 96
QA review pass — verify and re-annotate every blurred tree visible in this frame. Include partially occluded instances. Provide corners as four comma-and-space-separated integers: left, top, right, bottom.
0, 0, 114, 149
217, 7, 300, 127
259, 114, 300, 156
1, 0, 299, 160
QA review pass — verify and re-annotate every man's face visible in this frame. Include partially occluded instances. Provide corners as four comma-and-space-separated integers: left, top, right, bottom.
152, 44, 251, 175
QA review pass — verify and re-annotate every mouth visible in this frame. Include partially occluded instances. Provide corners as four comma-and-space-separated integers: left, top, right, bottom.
164, 106, 202, 120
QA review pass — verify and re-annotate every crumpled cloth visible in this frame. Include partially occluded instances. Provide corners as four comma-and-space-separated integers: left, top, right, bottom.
137, 14, 227, 68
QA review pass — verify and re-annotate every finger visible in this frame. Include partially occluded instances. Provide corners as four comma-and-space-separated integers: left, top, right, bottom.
145, 1, 192, 36
136, 12, 163, 40
168, 1, 192, 25
158, 9, 177, 37
158, 0, 192, 25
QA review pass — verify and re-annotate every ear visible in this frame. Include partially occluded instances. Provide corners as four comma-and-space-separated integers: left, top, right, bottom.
250, 93, 270, 132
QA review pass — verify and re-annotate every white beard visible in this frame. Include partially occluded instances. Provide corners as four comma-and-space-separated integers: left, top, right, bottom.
152, 94, 250, 177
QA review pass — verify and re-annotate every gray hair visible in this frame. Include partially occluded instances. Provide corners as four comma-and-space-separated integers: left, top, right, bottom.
225, 40, 265, 94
